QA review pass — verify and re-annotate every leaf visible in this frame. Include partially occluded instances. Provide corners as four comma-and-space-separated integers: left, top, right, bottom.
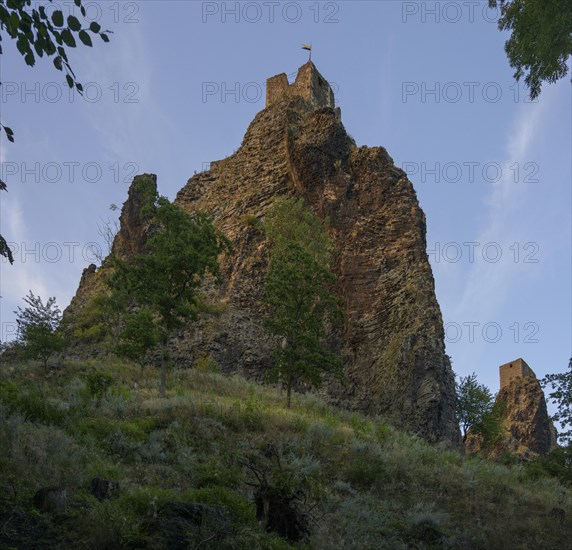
3, 126, 14, 143
0, 179, 6, 191
8, 11, 19, 34
66, 74, 74, 89
0, 235, 14, 265
52, 10, 64, 27
100, 33, 110, 43
89, 21, 101, 33
78, 30, 92, 47
16, 35, 28, 56
67, 15, 81, 31
34, 40, 44, 58
24, 52, 35, 66
53, 56, 63, 71
61, 29, 76, 48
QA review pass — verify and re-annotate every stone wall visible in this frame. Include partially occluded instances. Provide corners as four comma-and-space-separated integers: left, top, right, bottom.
266, 61, 335, 110
499, 358, 535, 389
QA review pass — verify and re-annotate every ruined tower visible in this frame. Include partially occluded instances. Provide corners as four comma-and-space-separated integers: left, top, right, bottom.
265, 61, 337, 112
499, 358, 536, 389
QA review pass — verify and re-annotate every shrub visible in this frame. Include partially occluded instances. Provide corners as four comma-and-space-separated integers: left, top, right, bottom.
194, 355, 222, 374
239, 214, 262, 229
183, 486, 255, 527
405, 503, 450, 546
85, 370, 115, 400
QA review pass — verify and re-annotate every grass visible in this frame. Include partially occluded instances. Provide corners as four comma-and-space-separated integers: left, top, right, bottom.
1, 357, 571, 549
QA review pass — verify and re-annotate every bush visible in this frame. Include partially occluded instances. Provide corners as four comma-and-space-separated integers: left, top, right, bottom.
405, 503, 449, 546
85, 370, 115, 400
194, 355, 222, 374
239, 214, 262, 230
526, 445, 572, 486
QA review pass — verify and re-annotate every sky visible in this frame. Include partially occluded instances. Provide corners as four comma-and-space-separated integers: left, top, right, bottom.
0, 1, 570, 398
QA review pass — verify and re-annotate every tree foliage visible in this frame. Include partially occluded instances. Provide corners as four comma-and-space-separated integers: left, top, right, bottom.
14, 291, 65, 368
0, 0, 111, 263
455, 373, 495, 441
263, 197, 343, 408
108, 190, 229, 395
489, 0, 572, 99
115, 308, 161, 371
542, 358, 572, 445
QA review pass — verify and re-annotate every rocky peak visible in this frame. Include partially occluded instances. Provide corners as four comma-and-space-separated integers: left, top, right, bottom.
175, 63, 460, 443
466, 360, 558, 457
66, 63, 460, 444
496, 371, 558, 456
108, 173, 157, 263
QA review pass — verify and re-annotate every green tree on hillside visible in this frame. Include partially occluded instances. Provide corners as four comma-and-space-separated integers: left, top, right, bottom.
456, 373, 495, 442
14, 291, 65, 369
263, 197, 343, 408
115, 307, 161, 372
489, 0, 572, 99
108, 188, 229, 396
0, 0, 111, 263
542, 358, 572, 444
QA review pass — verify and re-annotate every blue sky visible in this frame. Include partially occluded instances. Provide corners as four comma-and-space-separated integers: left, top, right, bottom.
0, 1, 570, 397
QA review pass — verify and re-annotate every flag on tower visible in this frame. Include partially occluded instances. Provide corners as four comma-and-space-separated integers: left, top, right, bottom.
302, 44, 312, 51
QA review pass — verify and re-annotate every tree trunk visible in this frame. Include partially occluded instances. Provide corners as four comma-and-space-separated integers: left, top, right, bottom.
159, 345, 167, 398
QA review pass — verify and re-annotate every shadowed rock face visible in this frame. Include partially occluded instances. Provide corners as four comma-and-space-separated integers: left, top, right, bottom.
63, 174, 157, 325
66, 70, 460, 444
466, 375, 558, 458
496, 376, 558, 456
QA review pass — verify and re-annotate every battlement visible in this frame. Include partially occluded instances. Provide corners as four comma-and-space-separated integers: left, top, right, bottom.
499, 358, 536, 388
265, 61, 336, 111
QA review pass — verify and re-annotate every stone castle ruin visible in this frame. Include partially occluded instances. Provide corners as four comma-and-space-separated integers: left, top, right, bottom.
499, 358, 536, 388
265, 61, 339, 117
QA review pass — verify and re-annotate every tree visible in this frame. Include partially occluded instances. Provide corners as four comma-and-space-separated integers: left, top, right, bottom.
489, 0, 572, 99
14, 291, 65, 369
542, 358, 572, 445
455, 373, 495, 442
263, 197, 343, 408
0, 0, 111, 263
108, 188, 229, 396
115, 308, 161, 372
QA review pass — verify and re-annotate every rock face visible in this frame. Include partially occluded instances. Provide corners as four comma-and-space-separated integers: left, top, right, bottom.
66, 63, 460, 444
63, 174, 157, 325
496, 375, 558, 456
466, 362, 558, 457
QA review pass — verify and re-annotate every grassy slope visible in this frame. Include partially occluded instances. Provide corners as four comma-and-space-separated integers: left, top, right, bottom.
0, 358, 570, 549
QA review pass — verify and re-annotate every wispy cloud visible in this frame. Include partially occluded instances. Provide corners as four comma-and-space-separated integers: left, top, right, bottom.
80, 21, 175, 168
452, 95, 549, 320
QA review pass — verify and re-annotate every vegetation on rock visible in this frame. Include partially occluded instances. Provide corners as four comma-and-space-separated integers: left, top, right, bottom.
107, 191, 230, 397
263, 197, 343, 408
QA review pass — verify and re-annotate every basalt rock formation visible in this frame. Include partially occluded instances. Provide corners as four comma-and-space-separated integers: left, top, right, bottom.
466, 359, 558, 457
65, 62, 460, 444
63, 174, 158, 324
